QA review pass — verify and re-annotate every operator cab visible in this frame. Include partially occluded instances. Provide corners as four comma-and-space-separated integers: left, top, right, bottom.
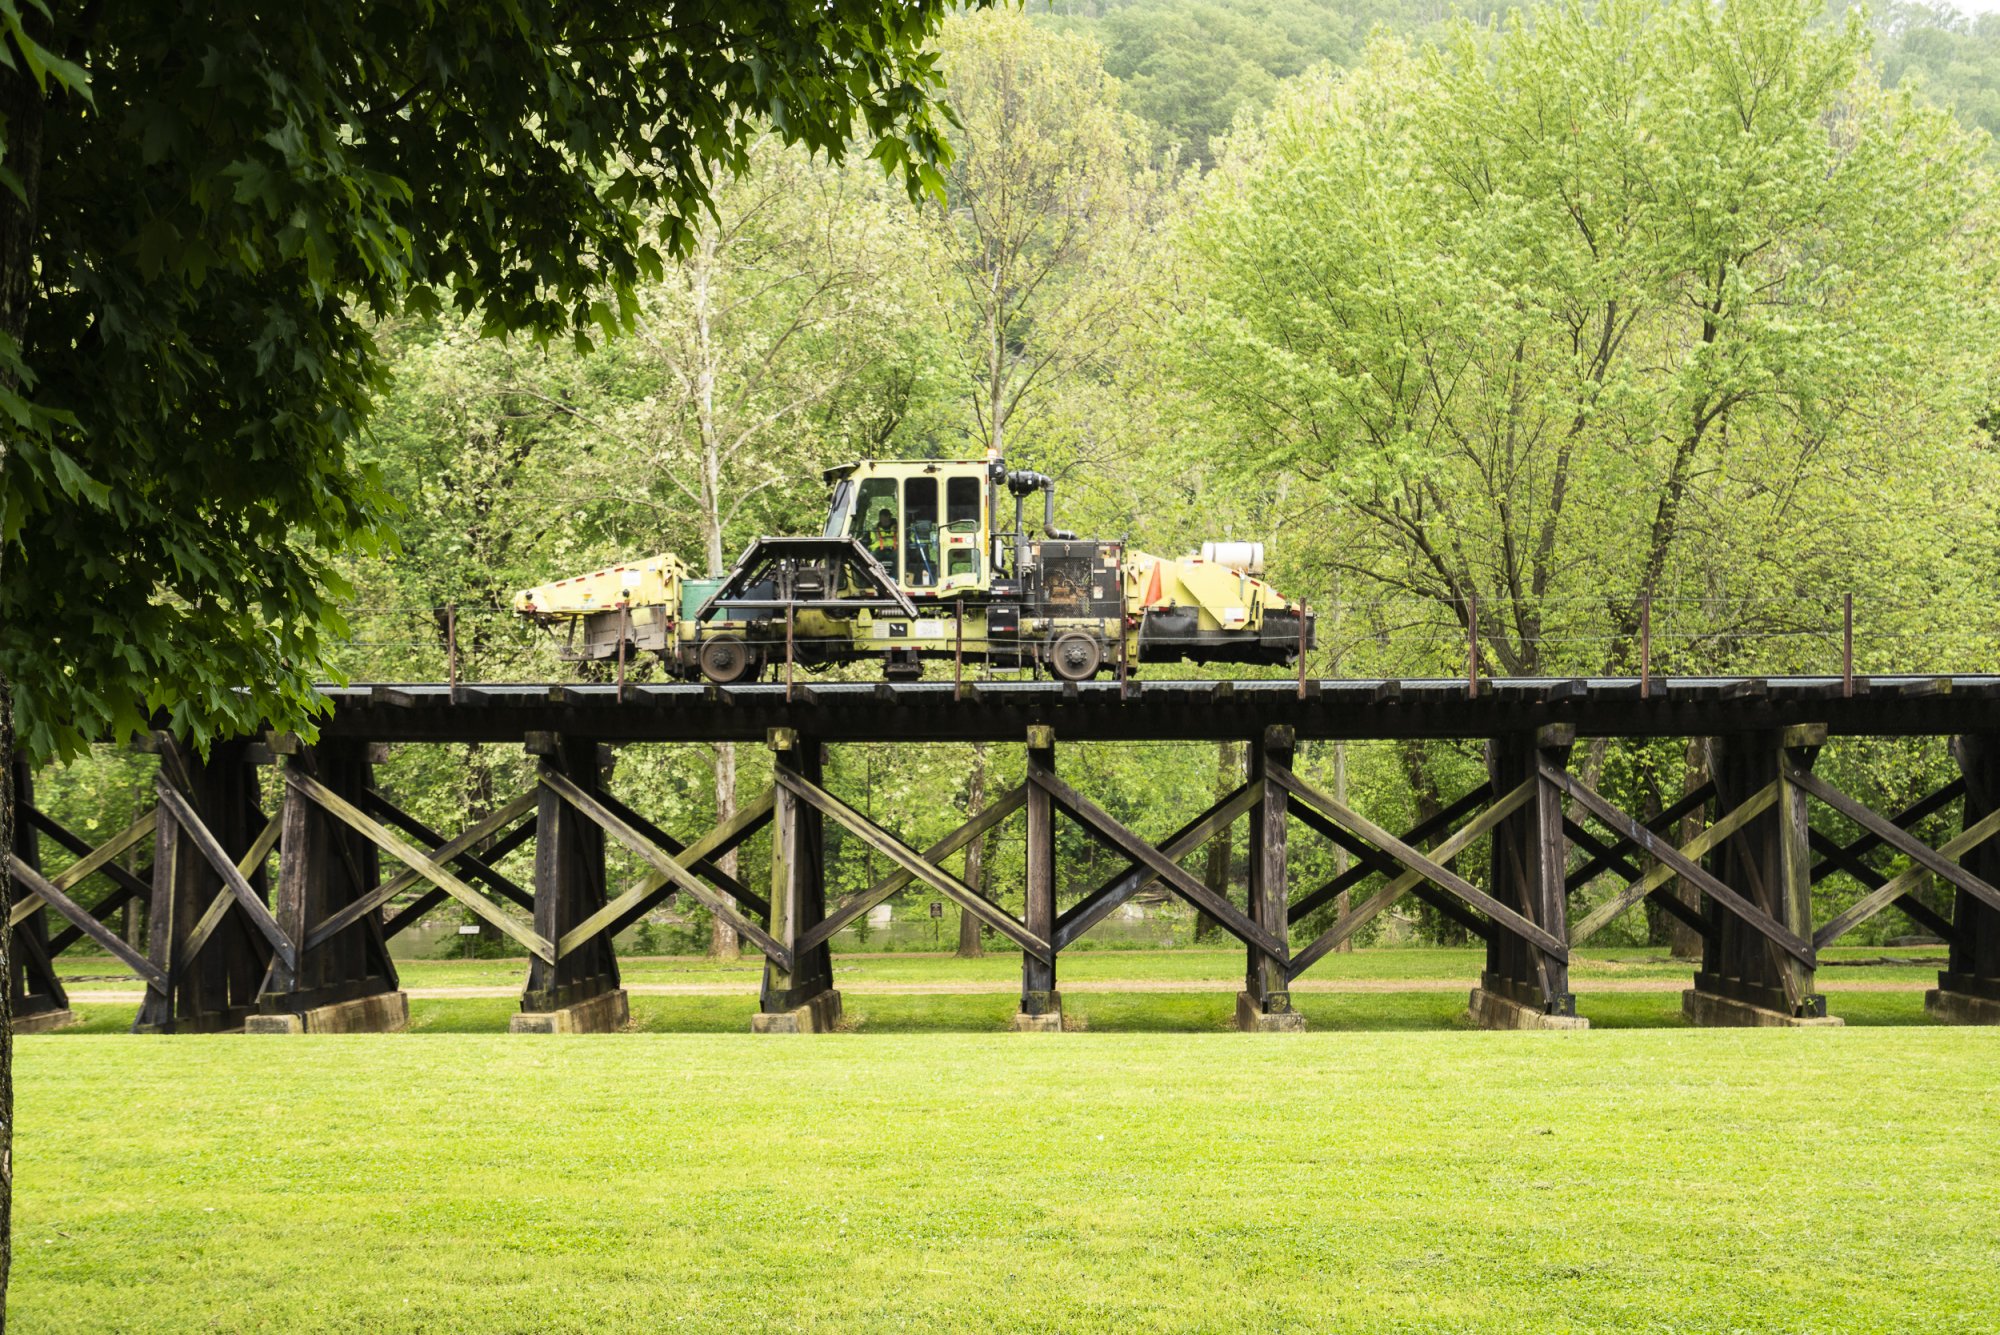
822, 458, 995, 596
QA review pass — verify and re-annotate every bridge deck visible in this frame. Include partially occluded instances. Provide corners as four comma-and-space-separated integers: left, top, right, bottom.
315, 674, 2000, 743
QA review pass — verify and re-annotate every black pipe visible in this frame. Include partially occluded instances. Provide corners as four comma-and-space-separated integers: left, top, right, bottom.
1004, 470, 1075, 570
1042, 488, 1075, 541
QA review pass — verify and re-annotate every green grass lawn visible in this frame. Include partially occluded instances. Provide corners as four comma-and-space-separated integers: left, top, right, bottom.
40, 985, 1937, 1036
14, 1026, 1999, 1333
54, 944, 1949, 993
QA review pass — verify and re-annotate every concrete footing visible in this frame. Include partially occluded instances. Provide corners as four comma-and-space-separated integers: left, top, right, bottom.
1467, 987, 1589, 1031
751, 989, 843, 1034
1924, 988, 2000, 1025
248, 990, 411, 1035
1010, 992, 1064, 1032
509, 989, 630, 1034
13, 1008, 77, 1035
1235, 991, 1307, 1033
1682, 989, 1843, 1028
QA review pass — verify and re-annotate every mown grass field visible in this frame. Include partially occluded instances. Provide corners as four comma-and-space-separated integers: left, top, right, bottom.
35, 985, 1943, 1036
18, 946, 1990, 1332
52, 943, 1953, 994
13, 1027, 2000, 1333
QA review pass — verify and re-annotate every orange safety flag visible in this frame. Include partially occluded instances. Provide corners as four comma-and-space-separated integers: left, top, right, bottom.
1142, 562, 1164, 609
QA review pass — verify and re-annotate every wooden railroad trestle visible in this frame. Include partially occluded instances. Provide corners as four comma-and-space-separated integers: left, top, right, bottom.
12, 678, 2000, 1031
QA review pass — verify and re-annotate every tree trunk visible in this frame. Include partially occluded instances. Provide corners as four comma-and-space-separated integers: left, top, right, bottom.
957, 744, 987, 957
0, 42, 48, 1308
1323, 584, 1353, 949
1669, 737, 1709, 959
1398, 740, 1457, 944
690, 242, 740, 961
710, 741, 739, 960
1196, 741, 1237, 940
987, 261, 1006, 456
463, 744, 505, 948
0, 673, 15, 1304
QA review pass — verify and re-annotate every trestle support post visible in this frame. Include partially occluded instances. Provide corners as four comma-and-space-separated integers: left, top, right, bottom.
135, 736, 275, 1034
1017, 724, 1062, 1030
1238, 725, 1301, 1031
755, 729, 840, 1032
9, 760, 76, 1032
1471, 726, 1585, 1029
1686, 728, 1839, 1026
520, 734, 625, 1030
1929, 734, 2000, 1023
255, 737, 406, 1033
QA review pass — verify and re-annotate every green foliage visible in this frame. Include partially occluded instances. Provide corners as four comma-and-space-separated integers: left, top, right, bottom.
1873, 1, 2000, 144
1043, 0, 1515, 164
922, 10, 1164, 471
1176, 0, 2000, 688
0, 0, 987, 763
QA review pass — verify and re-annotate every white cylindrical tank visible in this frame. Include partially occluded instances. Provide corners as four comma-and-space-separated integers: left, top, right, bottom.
1200, 541, 1265, 575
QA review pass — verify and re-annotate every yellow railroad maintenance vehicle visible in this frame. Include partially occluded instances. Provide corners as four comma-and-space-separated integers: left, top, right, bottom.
513, 451, 1313, 683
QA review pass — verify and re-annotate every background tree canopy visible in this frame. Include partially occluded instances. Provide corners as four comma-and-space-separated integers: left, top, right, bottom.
1176, 0, 2000, 679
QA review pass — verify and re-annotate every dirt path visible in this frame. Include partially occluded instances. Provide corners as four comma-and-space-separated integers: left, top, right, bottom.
65, 976, 1933, 1005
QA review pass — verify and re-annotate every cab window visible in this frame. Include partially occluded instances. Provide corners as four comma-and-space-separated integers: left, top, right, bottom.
822, 479, 854, 538
904, 477, 939, 588
856, 478, 899, 580
946, 476, 981, 531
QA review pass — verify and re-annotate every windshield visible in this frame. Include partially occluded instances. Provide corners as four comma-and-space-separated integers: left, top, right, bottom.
821, 479, 853, 538
904, 477, 938, 588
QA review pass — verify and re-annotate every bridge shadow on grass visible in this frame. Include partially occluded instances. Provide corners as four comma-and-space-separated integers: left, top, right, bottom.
29, 988, 1936, 1034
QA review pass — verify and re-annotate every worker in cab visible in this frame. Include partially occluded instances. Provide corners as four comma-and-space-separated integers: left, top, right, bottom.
868, 510, 898, 567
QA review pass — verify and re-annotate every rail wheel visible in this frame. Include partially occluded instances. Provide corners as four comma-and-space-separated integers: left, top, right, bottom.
698, 635, 757, 685
1047, 631, 1104, 682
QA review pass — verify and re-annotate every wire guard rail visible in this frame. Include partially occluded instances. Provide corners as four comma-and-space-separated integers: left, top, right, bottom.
331, 591, 2000, 698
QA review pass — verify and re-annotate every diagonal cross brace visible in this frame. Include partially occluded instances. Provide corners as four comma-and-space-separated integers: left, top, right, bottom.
365, 791, 536, 911
1286, 779, 1534, 980
1288, 783, 1492, 921
181, 812, 284, 971
1785, 764, 2000, 917
775, 768, 1051, 963
1567, 783, 1779, 946
1292, 798, 1497, 944
1055, 780, 1263, 951
539, 767, 791, 970
1563, 819, 1642, 888
9, 807, 159, 927
304, 788, 538, 951
8, 854, 166, 991
1807, 829, 1956, 939
1814, 802, 2000, 948
288, 769, 555, 965
1029, 770, 1285, 959
154, 782, 296, 972
1542, 763, 1813, 966
1270, 766, 1568, 960
584, 786, 770, 919
801, 784, 1027, 954
557, 787, 776, 959
1809, 778, 1964, 885
1562, 782, 1716, 891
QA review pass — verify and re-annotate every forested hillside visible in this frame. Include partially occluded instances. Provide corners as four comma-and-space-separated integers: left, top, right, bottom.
37, 0, 2000, 958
